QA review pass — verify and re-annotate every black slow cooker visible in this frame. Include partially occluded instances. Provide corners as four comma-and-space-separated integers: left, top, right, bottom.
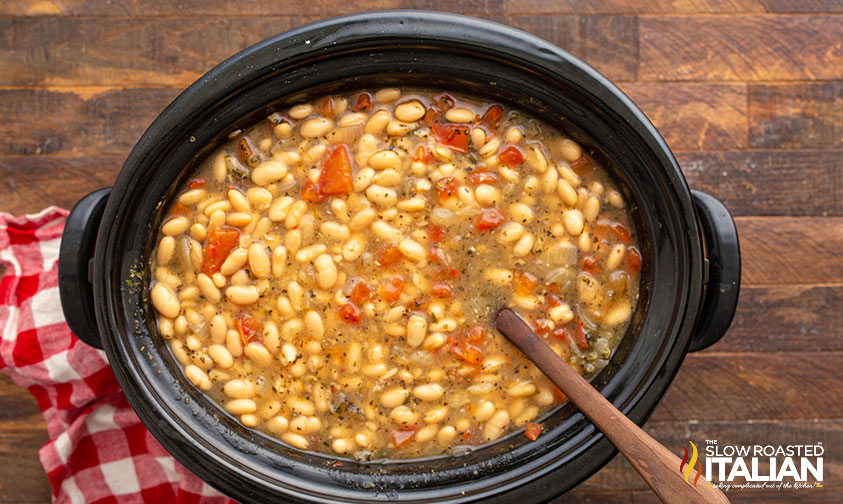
57, 11, 740, 503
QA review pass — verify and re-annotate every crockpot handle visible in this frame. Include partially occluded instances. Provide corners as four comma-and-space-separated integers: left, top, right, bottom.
688, 191, 740, 352
58, 188, 111, 349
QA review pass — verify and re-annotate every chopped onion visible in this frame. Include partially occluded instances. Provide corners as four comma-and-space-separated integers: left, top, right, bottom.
332, 123, 365, 144
545, 266, 575, 286
546, 241, 578, 266
430, 207, 456, 226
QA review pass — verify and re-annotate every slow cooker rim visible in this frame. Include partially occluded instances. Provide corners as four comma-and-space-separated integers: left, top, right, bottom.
92, 11, 703, 503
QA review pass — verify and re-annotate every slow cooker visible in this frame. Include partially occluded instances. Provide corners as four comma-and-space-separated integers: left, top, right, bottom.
57, 11, 740, 503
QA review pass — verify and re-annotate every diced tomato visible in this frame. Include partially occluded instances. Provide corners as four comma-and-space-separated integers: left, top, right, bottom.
352, 92, 372, 112
235, 312, 260, 346
467, 170, 498, 185
376, 244, 403, 267
533, 317, 553, 337
546, 294, 563, 308
379, 275, 405, 302
573, 321, 590, 349
237, 138, 254, 163
433, 123, 470, 153
435, 176, 458, 199
301, 180, 323, 203
580, 255, 602, 274
552, 386, 568, 404
475, 208, 505, 231
570, 155, 594, 174
513, 271, 537, 296
478, 104, 503, 130
430, 282, 453, 299
428, 246, 447, 265
414, 146, 434, 163
422, 108, 436, 127
525, 422, 544, 441
188, 177, 206, 189
626, 247, 642, 275
200, 227, 240, 275
169, 202, 191, 216
595, 219, 632, 244
427, 223, 446, 242
550, 327, 569, 342
318, 145, 353, 196
338, 302, 362, 324
349, 280, 372, 305
466, 325, 487, 344
498, 145, 525, 167
431, 94, 455, 113
391, 428, 417, 448
447, 268, 460, 278
450, 340, 484, 365
319, 96, 337, 117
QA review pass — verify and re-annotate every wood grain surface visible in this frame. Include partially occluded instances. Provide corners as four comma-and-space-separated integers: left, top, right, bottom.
0, 1, 840, 503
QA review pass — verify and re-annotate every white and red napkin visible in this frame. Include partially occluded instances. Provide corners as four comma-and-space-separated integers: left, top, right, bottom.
0, 207, 236, 504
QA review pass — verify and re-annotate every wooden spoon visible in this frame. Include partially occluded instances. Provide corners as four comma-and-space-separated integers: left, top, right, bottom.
495, 308, 729, 504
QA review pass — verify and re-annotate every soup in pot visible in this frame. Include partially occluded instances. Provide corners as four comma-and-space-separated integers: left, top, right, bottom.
149, 87, 641, 460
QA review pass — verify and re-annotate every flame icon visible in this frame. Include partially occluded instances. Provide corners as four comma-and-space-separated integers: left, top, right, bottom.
679, 441, 704, 486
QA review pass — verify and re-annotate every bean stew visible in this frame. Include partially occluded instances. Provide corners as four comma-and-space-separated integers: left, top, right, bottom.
149, 88, 640, 460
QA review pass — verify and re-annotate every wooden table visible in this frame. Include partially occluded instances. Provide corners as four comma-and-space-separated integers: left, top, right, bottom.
1, 1, 840, 502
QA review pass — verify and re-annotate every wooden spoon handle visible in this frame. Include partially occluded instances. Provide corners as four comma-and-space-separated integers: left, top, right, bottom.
495, 309, 729, 504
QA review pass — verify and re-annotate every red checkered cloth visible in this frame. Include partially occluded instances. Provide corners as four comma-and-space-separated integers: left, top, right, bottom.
0, 207, 236, 504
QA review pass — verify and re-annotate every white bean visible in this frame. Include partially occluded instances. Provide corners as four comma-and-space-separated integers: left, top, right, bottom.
583, 195, 601, 223
248, 243, 271, 279
342, 235, 366, 261
607, 244, 627, 271
225, 285, 260, 305
561, 139, 582, 162
374, 88, 401, 103
225, 399, 257, 415
474, 184, 499, 207
244, 342, 273, 367
497, 222, 525, 244
300, 117, 334, 138
295, 244, 327, 263
603, 301, 632, 327
406, 314, 427, 348
365, 110, 390, 135
161, 216, 190, 236
269, 196, 294, 222
314, 254, 338, 290
368, 150, 401, 170
557, 179, 579, 207
184, 364, 212, 390
304, 310, 325, 339
371, 220, 402, 243
157, 236, 175, 265
288, 103, 313, 119
196, 273, 221, 303
271, 245, 287, 278
320, 221, 350, 241
228, 189, 250, 212
413, 383, 444, 401
398, 238, 425, 262
365, 184, 398, 207
563, 210, 585, 236
380, 387, 409, 408
444, 107, 474, 123
284, 200, 307, 229
151, 283, 180, 318
513, 232, 535, 257
251, 160, 288, 186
